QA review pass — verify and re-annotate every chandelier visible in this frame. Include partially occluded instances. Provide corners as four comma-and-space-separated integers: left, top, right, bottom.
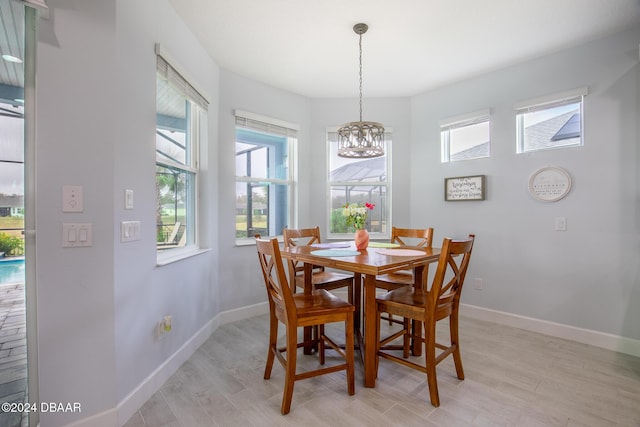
337, 23, 385, 158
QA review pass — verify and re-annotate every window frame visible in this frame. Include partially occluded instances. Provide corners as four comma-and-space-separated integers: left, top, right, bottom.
440, 109, 491, 163
234, 110, 297, 246
155, 45, 209, 263
326, 128, 392, 240
515, 87, 587, 154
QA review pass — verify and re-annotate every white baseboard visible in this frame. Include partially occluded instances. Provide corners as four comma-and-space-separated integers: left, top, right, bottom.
63, 407, 117, 427
113, 302, 268, 427
461, 303, 640, 358
220, 301, 269, 324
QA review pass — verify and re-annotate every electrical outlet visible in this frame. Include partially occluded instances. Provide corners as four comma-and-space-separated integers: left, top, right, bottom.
155, 315, 173, 340
474, 278, 483, 290
555, 217, 567, 231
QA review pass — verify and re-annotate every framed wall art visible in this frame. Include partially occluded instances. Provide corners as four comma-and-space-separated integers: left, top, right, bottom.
444, 175, 486, 201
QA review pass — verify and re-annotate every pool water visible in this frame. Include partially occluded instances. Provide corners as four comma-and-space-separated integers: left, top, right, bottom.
0, 259, 25, 284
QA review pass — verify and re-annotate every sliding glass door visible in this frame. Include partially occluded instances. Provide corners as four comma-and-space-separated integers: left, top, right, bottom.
0, 2, 38, 426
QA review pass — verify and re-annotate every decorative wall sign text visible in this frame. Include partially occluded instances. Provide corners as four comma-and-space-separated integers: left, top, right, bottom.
445, 175, 486, 201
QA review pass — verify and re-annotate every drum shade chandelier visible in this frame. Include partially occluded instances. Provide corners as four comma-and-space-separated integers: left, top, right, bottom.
337, 23, 385, 158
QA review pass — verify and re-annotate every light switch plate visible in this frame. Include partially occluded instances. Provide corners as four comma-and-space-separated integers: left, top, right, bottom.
125, 189, 134, 210
62, 223, 92, 247
121, 221, 141, 242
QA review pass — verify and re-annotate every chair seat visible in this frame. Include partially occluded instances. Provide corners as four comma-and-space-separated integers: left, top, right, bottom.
294, 289, 355, 319
375, 271, 413, 290
293, 271, 353, 290
378, 287, 456, 321
377, 286, 426, 307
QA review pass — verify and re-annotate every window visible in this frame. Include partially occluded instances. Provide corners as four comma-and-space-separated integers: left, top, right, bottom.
155, 48, 208, 255
516, 87, 587, 153
235, 111, 297, 244
328, 130, 391, 239
440, 110, 490, 162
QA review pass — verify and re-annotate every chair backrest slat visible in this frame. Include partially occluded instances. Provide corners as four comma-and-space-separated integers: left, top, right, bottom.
282, 226, 324, 281
427, 235, 474, 321
256, 237, 296, 321
391, 227, 434, 248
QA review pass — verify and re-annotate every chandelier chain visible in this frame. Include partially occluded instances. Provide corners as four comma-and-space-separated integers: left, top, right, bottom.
359, 31, 363, 122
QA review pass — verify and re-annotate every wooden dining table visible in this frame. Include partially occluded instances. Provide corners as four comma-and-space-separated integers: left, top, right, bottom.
280, 243, 441, 388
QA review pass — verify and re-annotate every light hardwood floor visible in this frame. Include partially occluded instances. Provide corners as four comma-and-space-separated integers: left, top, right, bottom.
124, 314, 640, 427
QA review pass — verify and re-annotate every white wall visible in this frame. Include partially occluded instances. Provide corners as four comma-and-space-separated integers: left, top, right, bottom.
409, 27, 640, 340
114, 0, 220, 411
36, 1, 220, 426
36, 2, 117, 426
216, 69, 311, 312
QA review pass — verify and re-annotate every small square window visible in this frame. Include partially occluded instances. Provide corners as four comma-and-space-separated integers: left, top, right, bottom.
515, 88, 586, 153
440, 110, 490, 163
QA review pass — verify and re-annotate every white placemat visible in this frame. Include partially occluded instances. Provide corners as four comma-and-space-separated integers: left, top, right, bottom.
311, 249, 361, 257
376, 248, 426, 256
310, 242, 351, 249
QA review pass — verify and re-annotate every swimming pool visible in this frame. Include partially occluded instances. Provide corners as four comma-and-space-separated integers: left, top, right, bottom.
0, 259, 25, 284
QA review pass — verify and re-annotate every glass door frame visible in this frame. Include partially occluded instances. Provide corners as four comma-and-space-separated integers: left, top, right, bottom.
24, 5, 39, 427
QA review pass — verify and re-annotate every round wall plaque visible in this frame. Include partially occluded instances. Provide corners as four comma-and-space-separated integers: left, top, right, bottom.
528, 166, 572, 202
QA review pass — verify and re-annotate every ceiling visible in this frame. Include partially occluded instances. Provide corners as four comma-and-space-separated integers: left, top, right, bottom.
0, 0, 25, 108
169, 0, 640, 98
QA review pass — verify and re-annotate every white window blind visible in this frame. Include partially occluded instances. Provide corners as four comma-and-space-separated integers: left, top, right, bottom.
440, 109, 491, 131
156, 50, 209, 111
20, 0, 47, 10
514, 87, 588, 114
235, 110, 299, 137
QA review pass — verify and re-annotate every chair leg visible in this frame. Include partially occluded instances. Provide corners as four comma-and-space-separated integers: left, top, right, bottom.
424, 323, 440, 407
319, 324, 325, 365
264, 312, 277, 380
402, 317, 410, 358
345, 312, 355, 395
450, 313, 465, 380
375, 308, 381, 375
281, 324, 298, 415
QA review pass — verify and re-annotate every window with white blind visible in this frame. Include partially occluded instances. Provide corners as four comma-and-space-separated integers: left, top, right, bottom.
155, 46, 208, 259
516, 87, 587, 153
235, 111, 297, 244
440, 110, 490, 162
327, 130, 391, 239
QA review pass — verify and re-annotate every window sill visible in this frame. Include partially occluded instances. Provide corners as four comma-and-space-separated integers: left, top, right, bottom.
236, 236, 283, 247
156, 246, 210, 266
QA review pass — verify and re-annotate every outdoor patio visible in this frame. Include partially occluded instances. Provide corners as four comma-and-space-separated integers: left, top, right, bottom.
0, 281, 27, 427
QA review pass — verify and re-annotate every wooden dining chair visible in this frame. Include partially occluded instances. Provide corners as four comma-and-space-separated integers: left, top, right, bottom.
283, 226, 354, 304
375, 234, 475, 407
255, 236, 355, 415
